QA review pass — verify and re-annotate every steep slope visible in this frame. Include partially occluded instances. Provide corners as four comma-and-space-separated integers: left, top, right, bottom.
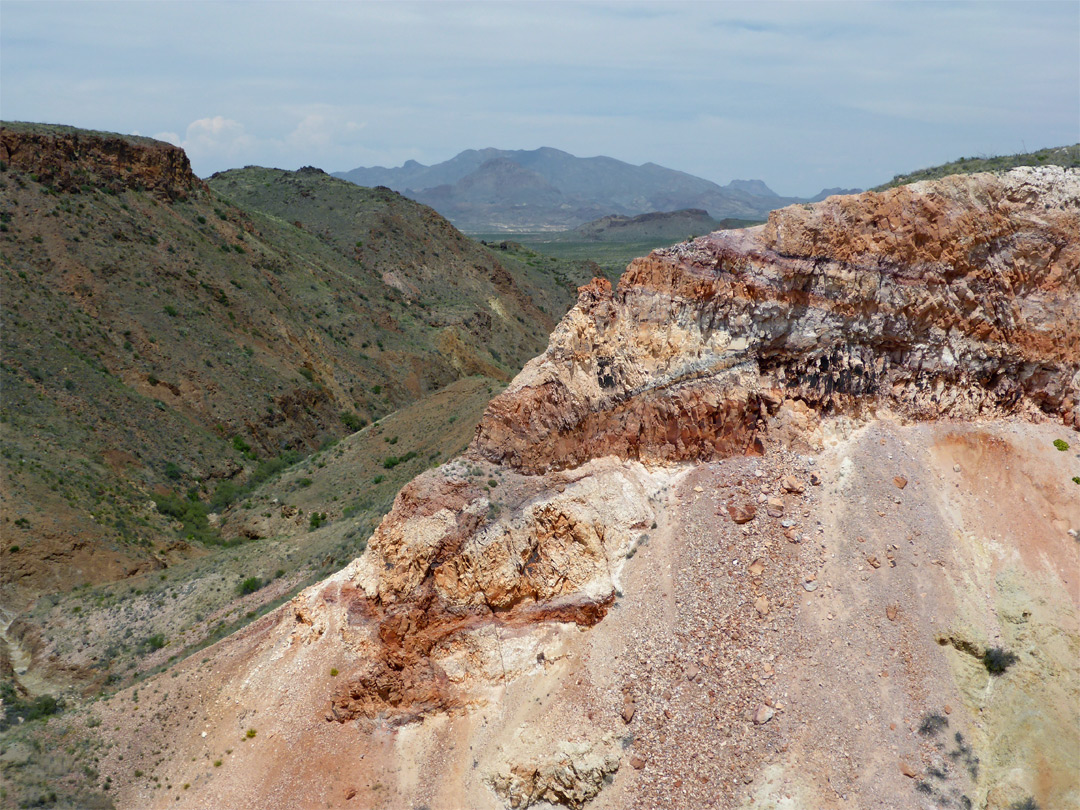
19, 168, 1080, 810
335, 147, 815, 231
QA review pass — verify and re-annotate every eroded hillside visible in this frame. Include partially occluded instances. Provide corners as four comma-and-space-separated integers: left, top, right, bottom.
6, 167, 1079, 810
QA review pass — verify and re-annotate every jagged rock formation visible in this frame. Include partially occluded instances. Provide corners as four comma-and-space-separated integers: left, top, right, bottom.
1, 121, 202, 200
81, 168, 1079, 810
476, 167, 1080, 473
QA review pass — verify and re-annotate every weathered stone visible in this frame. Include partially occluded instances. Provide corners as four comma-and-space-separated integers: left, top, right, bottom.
727, 502, 757, 524
781, 476, 805, 494
752, 704, 775, 725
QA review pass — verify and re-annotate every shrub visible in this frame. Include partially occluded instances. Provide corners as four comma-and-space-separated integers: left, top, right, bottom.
164, 462, 182, 480
296, 477, 312, 488
340, 411, 365, 431
1053, 439, 1070, 451
330, 668, 339, 677
983, 646, 1019, 675
382, 451, 417, 469
245, 728, 257, 738
163, 304, 178, 317
238, 576, 263, 596
309, 512, 327, 530
918, 712, 948, 736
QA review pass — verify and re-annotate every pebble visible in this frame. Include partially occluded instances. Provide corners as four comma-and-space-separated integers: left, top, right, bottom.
781, 476, 805, 494
630, 754, 647, 770
752, 704, 775, 725
802, 581, 818, 592
893, 476, 908, 489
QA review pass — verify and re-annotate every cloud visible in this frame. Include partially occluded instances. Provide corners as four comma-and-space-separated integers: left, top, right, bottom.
286, 112, 366, 152
181, 116, 255, 164
152, 131, 181, 147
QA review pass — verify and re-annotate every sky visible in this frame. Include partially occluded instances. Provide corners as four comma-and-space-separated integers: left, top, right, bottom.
2, 1, 1077, 197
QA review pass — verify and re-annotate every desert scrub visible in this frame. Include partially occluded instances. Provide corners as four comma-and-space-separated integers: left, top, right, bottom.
1053, 439, 1070, 451
245, 729, 256, 738
237, 576, 263, 595
983, 646, 1019, 675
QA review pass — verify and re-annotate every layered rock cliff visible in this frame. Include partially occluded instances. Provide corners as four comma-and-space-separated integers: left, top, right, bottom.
88, 168, 1079, 810
476, 166, 1079, 473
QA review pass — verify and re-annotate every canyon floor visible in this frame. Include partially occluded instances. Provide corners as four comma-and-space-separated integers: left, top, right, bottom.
81, 413, 1077, 810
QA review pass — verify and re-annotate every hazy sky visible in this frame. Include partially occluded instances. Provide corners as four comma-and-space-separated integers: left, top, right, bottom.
2, 1, 1077, 196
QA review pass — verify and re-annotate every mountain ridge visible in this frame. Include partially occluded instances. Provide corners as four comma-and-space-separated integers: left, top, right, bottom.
334, 147, 843, 232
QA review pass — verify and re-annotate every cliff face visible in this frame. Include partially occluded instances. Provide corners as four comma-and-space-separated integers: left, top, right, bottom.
476, 167, 1079, 473
91, 169, 1079, 810
1, 122, 202, 200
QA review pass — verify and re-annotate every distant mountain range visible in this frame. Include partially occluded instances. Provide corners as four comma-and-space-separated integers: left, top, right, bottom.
334, 147, 859, 232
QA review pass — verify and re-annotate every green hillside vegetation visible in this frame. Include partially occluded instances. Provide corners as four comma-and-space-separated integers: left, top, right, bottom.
475, 215, 762, 278
874, 143, 1080, 190
0, 124, 602, 702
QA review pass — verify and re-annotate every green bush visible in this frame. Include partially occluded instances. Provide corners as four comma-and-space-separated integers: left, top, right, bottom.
382, 451, 417, 469
0, 682, 64, 729
1053, 439, 1070, 451
238, 576, 263, 595
309, 512, 327, 530
341, 411, 365, 431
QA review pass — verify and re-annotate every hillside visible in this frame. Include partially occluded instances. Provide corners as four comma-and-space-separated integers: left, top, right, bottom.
334, 146, 833, 232
0, 123, 598, 673
19, 167, 1075, 810
565, 209, 760, 242
874, 143, 1080, 189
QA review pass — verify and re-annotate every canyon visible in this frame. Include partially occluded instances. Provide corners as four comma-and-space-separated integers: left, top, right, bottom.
65, 166, 1079, 810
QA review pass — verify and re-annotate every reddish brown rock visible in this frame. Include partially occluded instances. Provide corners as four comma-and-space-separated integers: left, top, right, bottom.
0, 122, 203, 201
474, 168, 1079, 474
727, 502, 757, 524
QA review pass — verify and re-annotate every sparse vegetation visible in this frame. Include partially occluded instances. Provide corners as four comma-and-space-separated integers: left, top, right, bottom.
1053, 438, 1069, 451
238, 576, 264, 595
983, 646, 1019, 675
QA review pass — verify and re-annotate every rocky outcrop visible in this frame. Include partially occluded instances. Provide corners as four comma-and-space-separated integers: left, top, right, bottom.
486, 736, 622, 808
309, 168, 1080, 724
475, 167, 1080, 473
301, 458, 661, 724
0, 122, 202, 200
